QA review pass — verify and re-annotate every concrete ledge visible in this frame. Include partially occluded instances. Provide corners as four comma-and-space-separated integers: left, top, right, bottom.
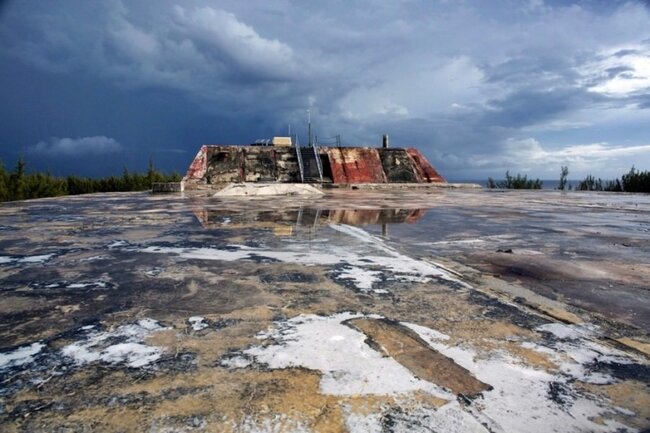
152, 182, 184, 193
214, 183, 324, 197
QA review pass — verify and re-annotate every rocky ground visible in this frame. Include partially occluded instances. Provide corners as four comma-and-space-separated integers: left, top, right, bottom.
0, 189, 648, 432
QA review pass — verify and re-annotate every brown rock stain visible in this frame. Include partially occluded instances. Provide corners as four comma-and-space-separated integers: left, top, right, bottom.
346, 317, 491, 398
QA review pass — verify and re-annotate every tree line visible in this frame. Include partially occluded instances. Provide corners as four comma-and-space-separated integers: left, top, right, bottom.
0, 158, 181, 202
487, 166, 650, 192
573, 167, 650, 192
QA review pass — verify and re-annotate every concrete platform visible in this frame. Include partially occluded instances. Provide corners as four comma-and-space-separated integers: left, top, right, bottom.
0, 189, 648, 432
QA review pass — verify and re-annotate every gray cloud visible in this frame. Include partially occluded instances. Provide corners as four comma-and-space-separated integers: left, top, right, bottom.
30, 136, 123, 157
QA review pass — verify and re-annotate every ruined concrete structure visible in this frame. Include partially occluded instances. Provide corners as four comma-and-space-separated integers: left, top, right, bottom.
183, 145, 445, 187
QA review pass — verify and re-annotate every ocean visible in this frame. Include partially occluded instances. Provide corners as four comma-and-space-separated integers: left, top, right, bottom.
449, 179, 581, 190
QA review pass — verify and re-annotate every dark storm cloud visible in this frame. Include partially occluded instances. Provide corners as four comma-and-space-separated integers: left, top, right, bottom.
1, 0, 650, 179
482, 87, 597, 129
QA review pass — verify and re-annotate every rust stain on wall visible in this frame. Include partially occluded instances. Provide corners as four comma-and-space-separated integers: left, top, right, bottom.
325, 147, 387, 184
185, 145, 208, 180
406, 148, 446, 183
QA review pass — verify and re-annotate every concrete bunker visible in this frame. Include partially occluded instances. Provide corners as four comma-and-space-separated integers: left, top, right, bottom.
183, 142, 445, 189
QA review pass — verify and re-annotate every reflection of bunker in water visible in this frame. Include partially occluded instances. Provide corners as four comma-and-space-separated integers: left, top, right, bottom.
193, 207, 427, 236
183, 143, 445, 187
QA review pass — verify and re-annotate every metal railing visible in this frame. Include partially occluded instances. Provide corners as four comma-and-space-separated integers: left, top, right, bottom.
294, 135, 305, 183
312, 141, 323, 183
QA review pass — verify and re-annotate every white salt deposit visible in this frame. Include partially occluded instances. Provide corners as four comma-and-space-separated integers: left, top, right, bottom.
139, 245, 252, 262
528, 323, 636, 385
430, 239, 487, 245
406, 324, 637, 433
107, 240, 129, 249
66, 281, 109, 289
220, 355, 253, 369
79, 255, 108, 262
235, 414, 311, 433
343, 401, 490, 433
215, 183, 323, 197
189, 316, 209, 331
402, 322, 450, 342
99, 343, 162, 368
20, 254, 55, 263
0, 342, 44, 370
335, 266, 382, 291
61, 318, 167, 368
0, 254, 54, 265
136, 224, 469, 292
235, 312, 451, 399
329, 224, 470, 288
342, 409, 382, 433
225, 312, 640, 433
536, 323, 583, 339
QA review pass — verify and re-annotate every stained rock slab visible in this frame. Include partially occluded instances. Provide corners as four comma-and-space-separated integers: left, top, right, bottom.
345, 317, 491, 398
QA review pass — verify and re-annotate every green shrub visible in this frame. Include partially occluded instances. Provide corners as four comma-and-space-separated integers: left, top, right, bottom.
621, 167, 650, 193
487, 171, 543, 189
577, 175, 603, 191
558, 166, 569, 191
578, 167, 648, 193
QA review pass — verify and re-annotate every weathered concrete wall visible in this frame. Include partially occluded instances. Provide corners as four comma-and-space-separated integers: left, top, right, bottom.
185, 146, 301, 187
243, 147, 276, 182
183, 145, 445, 187
205, 147, 244, 183
378, 149, 419, 183
152, 182, 183, 193
325, 147, 387, 184
274, 149, 299, 182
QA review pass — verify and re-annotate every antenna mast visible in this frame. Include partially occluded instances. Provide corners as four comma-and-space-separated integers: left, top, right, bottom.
307, 109, 312, 146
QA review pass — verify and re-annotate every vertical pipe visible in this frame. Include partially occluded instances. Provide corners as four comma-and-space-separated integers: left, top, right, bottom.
307, 109, 311, 146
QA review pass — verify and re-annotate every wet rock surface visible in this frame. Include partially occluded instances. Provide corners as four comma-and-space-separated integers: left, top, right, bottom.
0, 189, 649, 432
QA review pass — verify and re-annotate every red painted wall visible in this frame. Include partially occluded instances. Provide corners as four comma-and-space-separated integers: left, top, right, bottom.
185, 145, 208, 180
326, 148, 387, 184
406, 148, 446, 183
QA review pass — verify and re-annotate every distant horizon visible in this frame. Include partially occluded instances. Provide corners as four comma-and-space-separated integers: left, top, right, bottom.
0, 151, 634, 187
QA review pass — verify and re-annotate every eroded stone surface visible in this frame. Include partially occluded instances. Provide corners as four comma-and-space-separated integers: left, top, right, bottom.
0, 189, 648, 432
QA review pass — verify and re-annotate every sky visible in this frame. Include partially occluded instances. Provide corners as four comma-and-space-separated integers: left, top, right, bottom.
1, 0, 650, 180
